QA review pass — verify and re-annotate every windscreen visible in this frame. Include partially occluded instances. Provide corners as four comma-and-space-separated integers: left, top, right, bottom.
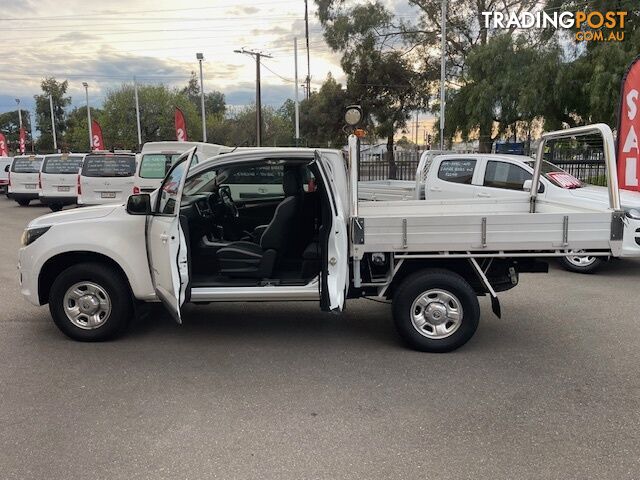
81, 155, 136, 177
139, 153, 183, 179
11, 157, 43, 173
526, 161, 584, 189
42, 155, 83, 174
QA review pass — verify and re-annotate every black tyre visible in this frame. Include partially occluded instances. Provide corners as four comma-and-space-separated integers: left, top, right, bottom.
49, 203, 63, 212
558, 253, 604, 274
48, 262, 133, 341
16, 199, 30, 206
392, 269, 480, 353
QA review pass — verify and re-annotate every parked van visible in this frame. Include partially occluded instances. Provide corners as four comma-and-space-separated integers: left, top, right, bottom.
8, 155, 44, 205
77, 152, 137, 206
0, 156, 12, 195
134, 142, 232, 194
39, 153, 86, 211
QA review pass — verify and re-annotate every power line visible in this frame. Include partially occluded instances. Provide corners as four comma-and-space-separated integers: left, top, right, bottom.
0, 0, 298, 20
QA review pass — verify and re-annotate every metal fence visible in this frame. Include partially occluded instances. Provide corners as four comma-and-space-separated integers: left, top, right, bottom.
359, 149, 608, 186
359, 151, 421, 181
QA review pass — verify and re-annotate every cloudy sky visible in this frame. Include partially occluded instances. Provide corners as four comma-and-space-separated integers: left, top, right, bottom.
0, 0, 356, 116
0, 0, 358, 116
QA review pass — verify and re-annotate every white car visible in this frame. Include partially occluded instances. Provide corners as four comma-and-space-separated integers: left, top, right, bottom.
0, 156, 12, 195
134, 142, 232, 194
39, 153, 86, 212
362, 153, 640, 273
77, 152, 137, 206
8, 154, 45, 206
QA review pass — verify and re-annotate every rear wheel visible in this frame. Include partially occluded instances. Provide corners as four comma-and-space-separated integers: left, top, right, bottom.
16, 199, 30, 206
48, 262, 133, 341
559, 252, 604, 274
392, 269, 480, 353
49, 203, 63, 212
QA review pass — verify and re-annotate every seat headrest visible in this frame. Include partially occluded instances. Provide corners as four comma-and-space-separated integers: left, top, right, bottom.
283, 168, 302, 196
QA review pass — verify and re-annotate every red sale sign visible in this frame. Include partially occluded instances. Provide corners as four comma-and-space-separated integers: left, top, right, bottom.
617, 56, 640, 191
175, 108, 187, 142
0, 133, 8, 156
19, 128, 26, 154
91, 120, 104, 150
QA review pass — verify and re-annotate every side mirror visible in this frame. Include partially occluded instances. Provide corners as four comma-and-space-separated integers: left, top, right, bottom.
522, 179, 533, 192
4, 165, 9, 172
126, 193, 151, 215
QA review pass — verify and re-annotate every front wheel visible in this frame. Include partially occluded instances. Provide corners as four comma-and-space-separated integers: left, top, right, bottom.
392, 269, 480, 353
48, 262, 133, 341
16, 198, 30, 206
559, 252, 604, 274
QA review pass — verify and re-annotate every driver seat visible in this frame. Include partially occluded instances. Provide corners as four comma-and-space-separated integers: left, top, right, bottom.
215, 168, 302, 278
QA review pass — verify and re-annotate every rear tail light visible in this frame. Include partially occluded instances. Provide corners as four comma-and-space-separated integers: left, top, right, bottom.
133, 186, 140, 195
77, 175, 81, 195
38, 172, 42, 189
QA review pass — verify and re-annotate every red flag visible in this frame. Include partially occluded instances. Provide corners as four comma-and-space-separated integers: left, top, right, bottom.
617, 55, 640, 191
91, 120, 104, 151
0, 133, 8, 156
19, 128, 26, 154
175, 107, 187, 142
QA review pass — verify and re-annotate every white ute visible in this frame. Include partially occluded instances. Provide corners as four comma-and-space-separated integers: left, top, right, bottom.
360, 150, 640, 273
17, 120, 640, 352
134, 141, 233, 194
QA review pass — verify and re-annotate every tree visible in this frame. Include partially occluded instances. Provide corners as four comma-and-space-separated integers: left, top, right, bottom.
445, 35, 560, 151
100, 83, 201, 149
317, 0, 433, 177
0, 110, 32, 155
181, 71, 226, 120
34, 78, 71, 152
63, 106, 101, 152
300, 73, 350, 147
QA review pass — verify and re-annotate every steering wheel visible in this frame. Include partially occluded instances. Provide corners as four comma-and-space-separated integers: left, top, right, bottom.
218, 186, 239, 218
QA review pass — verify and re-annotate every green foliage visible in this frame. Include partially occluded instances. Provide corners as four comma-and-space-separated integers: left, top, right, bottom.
0, 110, 32, 155
180, 71, 226, 119
316, 0, 433, 176
34, 78, 71, 152
99, 83, 201, 149
300, 73, 350, 147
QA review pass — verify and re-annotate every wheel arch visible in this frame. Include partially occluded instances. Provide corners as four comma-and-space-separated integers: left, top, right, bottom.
38, 251, 133, 305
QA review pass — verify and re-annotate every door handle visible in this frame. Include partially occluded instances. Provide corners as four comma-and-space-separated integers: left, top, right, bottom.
160, 233, 170, 243
477, 192, 491, 198
430, 187, 442, 192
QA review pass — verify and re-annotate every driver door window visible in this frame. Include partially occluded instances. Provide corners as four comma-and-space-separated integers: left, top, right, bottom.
483, 161, 532, 190
157, 160, 188, 215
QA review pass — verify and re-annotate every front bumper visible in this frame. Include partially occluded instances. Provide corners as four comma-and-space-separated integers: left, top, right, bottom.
18, 246, 41, 306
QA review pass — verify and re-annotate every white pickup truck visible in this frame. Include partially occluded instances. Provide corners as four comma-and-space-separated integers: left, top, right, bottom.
360, 150, 640, 273
17, 119, 640, 352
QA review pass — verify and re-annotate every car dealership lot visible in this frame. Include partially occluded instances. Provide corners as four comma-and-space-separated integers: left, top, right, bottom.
1, 199, 640, 479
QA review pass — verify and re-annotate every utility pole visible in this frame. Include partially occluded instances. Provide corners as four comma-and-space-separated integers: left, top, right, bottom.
49, 95, 57, 152
196, 53, 207, 142
304, 0, 311, 99
439, 0, 447, 150
15, 98, 22, 128
82, 82, 92, 150
294, 37, 300, 145
234, 48, 272, 147
134, 76, 142, 150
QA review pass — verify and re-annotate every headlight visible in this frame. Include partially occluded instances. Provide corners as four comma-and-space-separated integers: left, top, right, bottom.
21, 226, 51, 247
625, 208, 640, 220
